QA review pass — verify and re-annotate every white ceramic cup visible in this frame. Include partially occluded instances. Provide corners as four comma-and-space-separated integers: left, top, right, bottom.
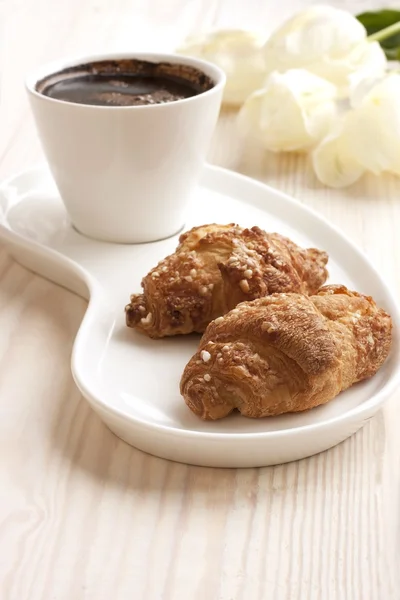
26, 53, 225, 243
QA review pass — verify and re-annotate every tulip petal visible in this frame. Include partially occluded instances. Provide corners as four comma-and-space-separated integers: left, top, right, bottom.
178, 29, 267, 106
264, 5, 365, 67
345, 42, 387, 98
263, 6, 387, 95
238, 69, 337, 153
312, 129, 365, 188
313, 41, 387, 97
345, 74, 400, 175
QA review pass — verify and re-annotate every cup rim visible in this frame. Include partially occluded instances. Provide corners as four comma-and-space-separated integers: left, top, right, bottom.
25, 51, 226, 111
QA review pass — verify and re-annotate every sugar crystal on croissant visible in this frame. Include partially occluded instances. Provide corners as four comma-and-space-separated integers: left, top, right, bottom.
125, 223, 328, 338
180, 285, 392, 420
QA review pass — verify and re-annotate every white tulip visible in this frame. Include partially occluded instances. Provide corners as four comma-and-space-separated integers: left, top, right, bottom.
312, 73, 400, 187
312, 123, 365, 188
345, 74, 400, 176
177, 29, 267, 106
263, 5, 387, 96
237, 69, 337, 152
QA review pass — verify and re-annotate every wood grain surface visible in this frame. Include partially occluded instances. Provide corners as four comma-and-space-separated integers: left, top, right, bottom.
1, 1, 400, 599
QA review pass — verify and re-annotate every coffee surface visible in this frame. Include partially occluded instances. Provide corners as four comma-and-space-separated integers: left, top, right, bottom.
42, 73, 201, 106
37, 59, 214, 107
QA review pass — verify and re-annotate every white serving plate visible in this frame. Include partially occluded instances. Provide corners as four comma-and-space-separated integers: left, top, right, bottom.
0, 165, 399, 468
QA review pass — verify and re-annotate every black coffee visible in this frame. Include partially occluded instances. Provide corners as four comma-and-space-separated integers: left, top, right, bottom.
37, 59, 214, 107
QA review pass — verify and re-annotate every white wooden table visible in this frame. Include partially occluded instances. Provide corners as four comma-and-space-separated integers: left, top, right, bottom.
1, 1, 400, 599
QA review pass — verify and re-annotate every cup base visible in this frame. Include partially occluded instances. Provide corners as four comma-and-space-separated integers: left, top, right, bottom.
71, 221, 187, 245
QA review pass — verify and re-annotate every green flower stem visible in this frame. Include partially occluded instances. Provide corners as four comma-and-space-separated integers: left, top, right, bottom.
367, 20, 400, 44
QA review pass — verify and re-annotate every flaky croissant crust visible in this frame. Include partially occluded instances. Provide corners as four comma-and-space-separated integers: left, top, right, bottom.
125, 223, 328, 338
180, 285, 392, 420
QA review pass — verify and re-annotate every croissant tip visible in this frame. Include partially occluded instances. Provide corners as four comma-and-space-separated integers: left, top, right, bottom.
125, 293, 149, 329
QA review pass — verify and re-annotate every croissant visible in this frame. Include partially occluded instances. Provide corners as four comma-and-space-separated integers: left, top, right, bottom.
180, 285, 392, 420
125, 223, 328, 338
